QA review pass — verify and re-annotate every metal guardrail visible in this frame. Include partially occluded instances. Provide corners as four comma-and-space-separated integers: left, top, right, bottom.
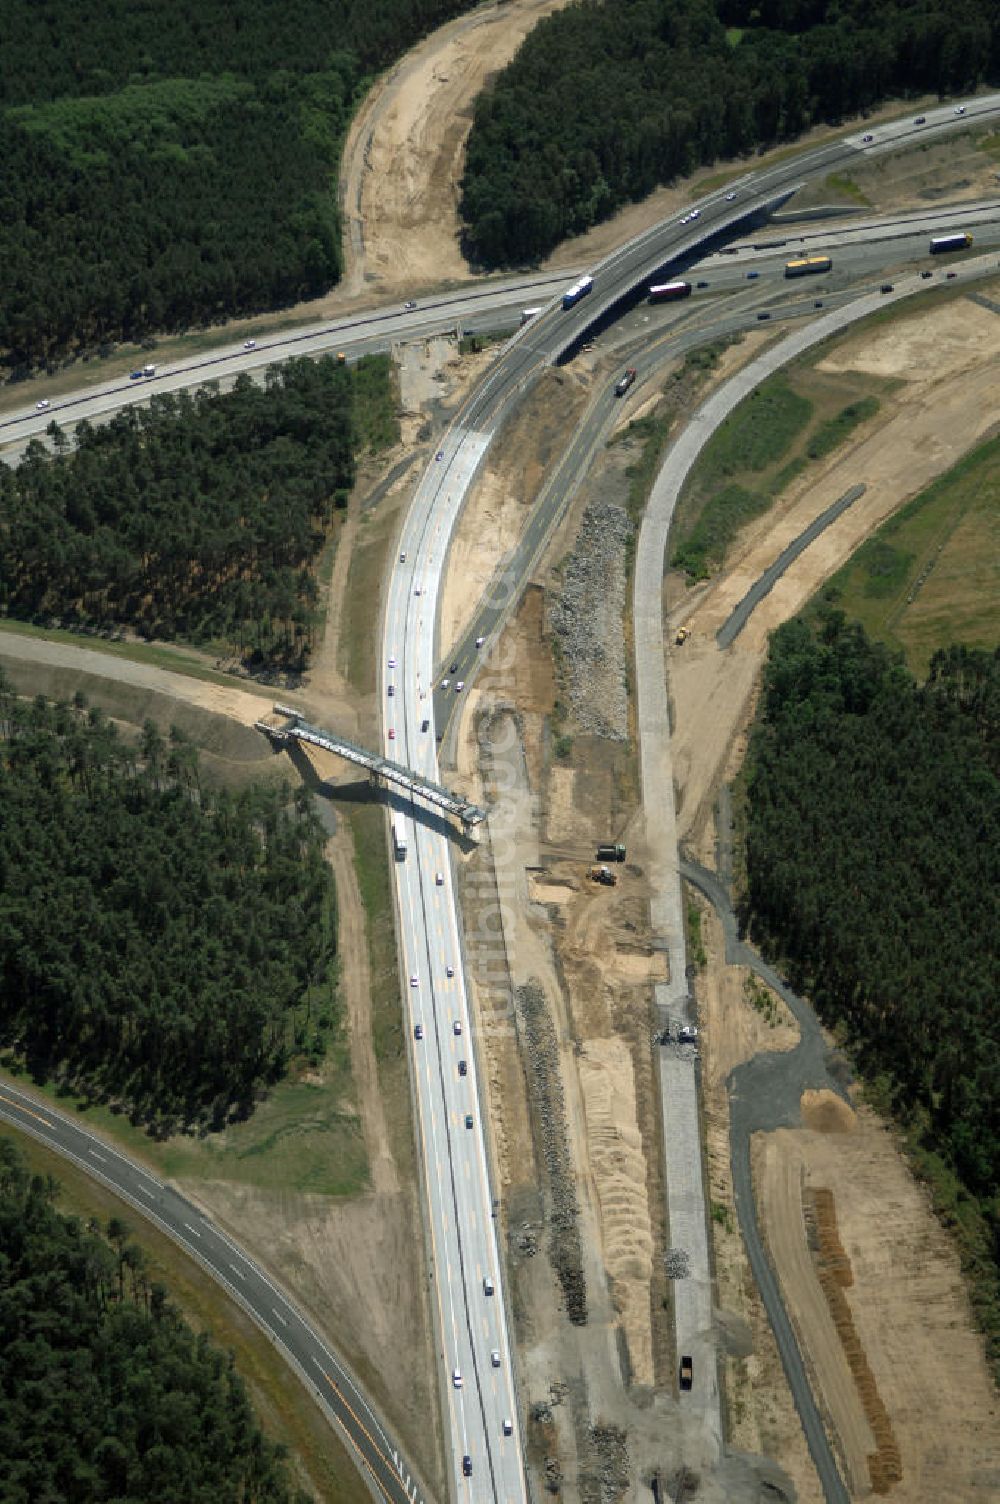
257, 704, 487, 827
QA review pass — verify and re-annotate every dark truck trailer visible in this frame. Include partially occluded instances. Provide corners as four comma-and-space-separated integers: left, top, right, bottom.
930, 232, 973, 254
596, 843, 626, 862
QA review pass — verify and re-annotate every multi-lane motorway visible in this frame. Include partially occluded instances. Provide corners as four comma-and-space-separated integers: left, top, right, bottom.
2, 88, 1000, 1504
0, 1079, 424, 1504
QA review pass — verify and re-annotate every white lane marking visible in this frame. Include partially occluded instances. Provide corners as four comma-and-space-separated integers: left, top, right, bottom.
228, 1262, 246, 1280
184, 1222, 202, 1239
135, 1184, 155, 1199
88, 1148, 107, 1162
271, 1307, 289, 1327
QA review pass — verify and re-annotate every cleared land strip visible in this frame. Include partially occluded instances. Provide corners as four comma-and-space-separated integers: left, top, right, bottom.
716, 484, 866, 648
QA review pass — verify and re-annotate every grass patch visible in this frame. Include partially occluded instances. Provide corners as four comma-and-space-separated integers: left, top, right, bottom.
806, 395, 880, 461
352, 353, 400, 454
686, 900, 707, 970
976, 131, 1000, 162
815, 433, 1000, 676
1, 1125, 371, 1504
673, 356, 891, 580
2, 1055, 369, 1198
824, 171, 872, 205
345, 802, 414, 1180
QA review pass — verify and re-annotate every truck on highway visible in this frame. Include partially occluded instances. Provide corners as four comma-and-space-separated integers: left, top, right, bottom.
142, 363, 156, 376
648, 280, 691, 302
562, 274, 594, 310
596, 843, 626, 862
679, 1354, 693, 1390
520, 307, 543, 326
929, 232, 973, 254
784, 255, 832, 278
392, 814, 408, 860
614, 368, 637, 397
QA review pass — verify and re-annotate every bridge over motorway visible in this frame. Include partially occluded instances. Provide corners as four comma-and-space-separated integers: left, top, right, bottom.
257, 703, 487, 828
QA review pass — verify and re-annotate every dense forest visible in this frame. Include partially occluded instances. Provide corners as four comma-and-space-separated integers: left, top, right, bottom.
743, 614, 1000, 1359
0, 0, 478, 370
0, 355, 394, 670
461, 0, 1000, 266
0, 1138, 309, 1502
0, 681, 338, 1132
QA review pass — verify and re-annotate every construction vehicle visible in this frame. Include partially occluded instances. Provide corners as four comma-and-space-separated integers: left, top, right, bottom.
590, 865, 617, 886
679, 1354, 693, 1390
675, 625, 690, 645
596, 843, 626, 862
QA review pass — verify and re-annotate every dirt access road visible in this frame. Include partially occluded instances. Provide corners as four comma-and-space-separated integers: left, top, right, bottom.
339, 0, 576, 300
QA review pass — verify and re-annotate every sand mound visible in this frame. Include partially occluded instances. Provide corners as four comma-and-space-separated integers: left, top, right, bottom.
802, 1090, 857, 1134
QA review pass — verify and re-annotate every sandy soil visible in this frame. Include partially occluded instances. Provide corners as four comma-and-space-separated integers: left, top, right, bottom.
438, 365, 591, 648
755, 1104, 1000, 1501
339, 0, 577, 298
669, 291, 1000, 841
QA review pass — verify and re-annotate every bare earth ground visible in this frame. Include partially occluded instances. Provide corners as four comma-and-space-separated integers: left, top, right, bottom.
755, 1107, 1000, 1502
339, 0, 576, 300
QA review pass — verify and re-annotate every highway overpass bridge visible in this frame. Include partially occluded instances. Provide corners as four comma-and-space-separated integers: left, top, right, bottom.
257, 703, 487, 828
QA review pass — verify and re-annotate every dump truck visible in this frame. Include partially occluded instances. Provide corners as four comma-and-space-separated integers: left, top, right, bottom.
590, 865, 617, 886
596, 843, 626, 862
679, 1355, 693, 1390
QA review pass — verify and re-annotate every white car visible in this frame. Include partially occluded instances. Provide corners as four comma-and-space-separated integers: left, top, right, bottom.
452, 1368, 462, 1389
724, 191, 736, 201
455, 681, 464, 693
446, 965, 454, 978
475, 635, 485, 648
410, 974, 419, 987
440, 678, 450, 689
490, 1350, 501, 1368
388, 655, 397, 669
689, 208, 700, 219
399, 550, 406, 563
954, 105, 966, 115
503, 1419, 513, 1437
414, 585, 422, 596
435, 872, 444, 886
404, 300, 418, 311
36, 399, 50, 411
243, 339, 256, 350
453, 1020, 462, 1036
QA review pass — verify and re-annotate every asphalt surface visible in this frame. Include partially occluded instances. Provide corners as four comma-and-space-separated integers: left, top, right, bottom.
716, 484, 866, 648
0, 1080, 425, 1504
384, 434, 525, 1504
679, 858, 853, 1504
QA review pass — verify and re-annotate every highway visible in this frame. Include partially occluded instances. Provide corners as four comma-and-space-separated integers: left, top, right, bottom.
2, 85, 999, 1504
382, 433, 525, 1501
0, 1079, 426, 1504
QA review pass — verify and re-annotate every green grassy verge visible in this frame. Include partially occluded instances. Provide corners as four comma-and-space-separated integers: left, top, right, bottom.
815, 433, 1000, 675
346, 802, 412, 1177
2, 1125, 370, 1504
673, 359, 888, 580
824, 171, 872, 205
1, 1048, 368, 1199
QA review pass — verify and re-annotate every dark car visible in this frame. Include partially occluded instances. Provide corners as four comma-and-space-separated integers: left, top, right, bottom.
462, 1457, 473, 1478
880, 282, 894, 294
746, 270, 759, 280
130, 370, 143, 380
614, 367, 637, 397
921, 270, 933, 279
464, 1113, 474, 1129
814, 299, 824, 307
696, 280, 709, 288
756, 311, 771, 320
914, 115, 926, 125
